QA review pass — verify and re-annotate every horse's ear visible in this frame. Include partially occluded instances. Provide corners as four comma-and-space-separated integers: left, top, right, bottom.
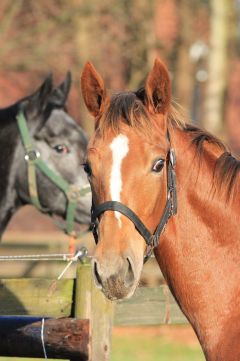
145, 58, 171, 115
49, 72, 71, 106
81, 62, 108, 117
24, 73, 53, 117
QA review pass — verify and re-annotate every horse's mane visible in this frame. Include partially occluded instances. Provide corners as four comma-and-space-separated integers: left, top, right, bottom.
182, 124, 240, 199
99, 91, 240, 198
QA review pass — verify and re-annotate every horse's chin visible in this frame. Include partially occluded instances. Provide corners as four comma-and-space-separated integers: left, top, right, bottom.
75, 212, 91, 225
99, 279, 139, 301
75, 198, 92, 224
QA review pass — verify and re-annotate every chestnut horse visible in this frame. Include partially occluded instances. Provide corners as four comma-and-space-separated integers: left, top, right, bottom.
81, 58, 240, 361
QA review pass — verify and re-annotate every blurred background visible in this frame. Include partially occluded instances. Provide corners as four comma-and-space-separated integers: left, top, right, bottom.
0, 0, 239, 360
1, 0, 240, 146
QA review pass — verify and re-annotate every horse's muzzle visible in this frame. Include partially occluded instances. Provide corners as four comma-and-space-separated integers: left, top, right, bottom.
92, 256, 137, 300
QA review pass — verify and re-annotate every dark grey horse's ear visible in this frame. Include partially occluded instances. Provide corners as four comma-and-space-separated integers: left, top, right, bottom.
24, 73, 53, 117
49, 72, 72, 107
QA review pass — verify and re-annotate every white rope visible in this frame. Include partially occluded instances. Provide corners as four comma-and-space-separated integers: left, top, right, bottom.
41, 318, 48, 359
0, 247, 90, 279
0, 253, 73, 262
0, 247, 90, 263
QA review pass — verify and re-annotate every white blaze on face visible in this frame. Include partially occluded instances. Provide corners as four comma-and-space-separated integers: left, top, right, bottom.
109, 134, 129, 227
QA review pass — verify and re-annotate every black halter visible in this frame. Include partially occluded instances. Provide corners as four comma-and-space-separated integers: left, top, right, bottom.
91, 148, 177, 262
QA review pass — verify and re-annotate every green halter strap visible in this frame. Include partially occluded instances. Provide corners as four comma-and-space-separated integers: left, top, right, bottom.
16, 110, 90, 235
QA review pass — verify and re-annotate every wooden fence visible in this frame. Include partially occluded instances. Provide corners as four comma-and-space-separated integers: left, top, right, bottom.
0, 256, 187, 361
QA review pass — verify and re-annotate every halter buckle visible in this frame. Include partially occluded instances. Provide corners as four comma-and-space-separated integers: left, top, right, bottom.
169, 149, 176, 167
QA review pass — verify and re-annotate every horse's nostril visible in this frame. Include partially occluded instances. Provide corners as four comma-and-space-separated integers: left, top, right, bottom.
93, 260, 103, 288
124, 257, 135, 288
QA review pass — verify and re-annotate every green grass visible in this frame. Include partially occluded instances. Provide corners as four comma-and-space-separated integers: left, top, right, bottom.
111, 330, 205, 361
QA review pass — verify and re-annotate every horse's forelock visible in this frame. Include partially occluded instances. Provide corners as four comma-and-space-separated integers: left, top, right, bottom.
97, 90, 186, 137
98, 92, 151, 135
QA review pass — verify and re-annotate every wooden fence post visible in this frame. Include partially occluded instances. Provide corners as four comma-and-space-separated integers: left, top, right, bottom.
74, 257, 114, 361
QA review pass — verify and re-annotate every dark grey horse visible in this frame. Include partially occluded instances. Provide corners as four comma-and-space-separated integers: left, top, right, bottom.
0, 73, 91, 236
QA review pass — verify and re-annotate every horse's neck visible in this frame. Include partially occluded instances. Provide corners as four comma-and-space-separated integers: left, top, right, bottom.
155, 127, 240, 359
0, 107, 22, 235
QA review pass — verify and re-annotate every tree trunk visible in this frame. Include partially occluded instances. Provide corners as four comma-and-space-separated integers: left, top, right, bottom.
174, 0, 194, 118
203, 0, 230, 135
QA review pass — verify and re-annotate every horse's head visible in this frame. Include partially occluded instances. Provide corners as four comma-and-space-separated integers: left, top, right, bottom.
16, 74, 91, 225
81, 58, 172, 299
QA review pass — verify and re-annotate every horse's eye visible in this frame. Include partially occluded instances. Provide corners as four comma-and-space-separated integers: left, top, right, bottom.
53, 144, 69, 154
83, 162, 92, 176
152, 159, 165, 173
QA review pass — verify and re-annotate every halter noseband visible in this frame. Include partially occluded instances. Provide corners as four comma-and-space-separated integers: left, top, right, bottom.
91, 146, 177, 262
16, 110, 91, 236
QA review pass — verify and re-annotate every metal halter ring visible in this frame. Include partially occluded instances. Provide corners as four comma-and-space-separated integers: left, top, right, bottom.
67, 185, 82, 202
24, 149, 40, 162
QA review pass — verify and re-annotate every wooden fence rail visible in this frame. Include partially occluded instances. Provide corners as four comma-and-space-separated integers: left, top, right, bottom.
0, 278, 186, 325
0, 316, 89, 360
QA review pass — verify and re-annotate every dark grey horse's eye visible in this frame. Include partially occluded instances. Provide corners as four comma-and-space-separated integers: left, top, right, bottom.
83, 162, 92, 176
53, 144, 69, 154
152, 159, 164, 173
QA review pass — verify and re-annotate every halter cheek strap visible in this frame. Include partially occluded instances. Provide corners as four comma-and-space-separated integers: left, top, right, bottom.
91, 148, 177, 262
